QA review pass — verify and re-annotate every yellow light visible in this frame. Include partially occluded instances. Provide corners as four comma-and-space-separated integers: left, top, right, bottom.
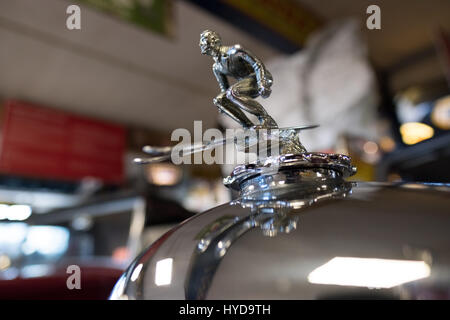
146, 163, 182, 186
400, 122, 434, 145
431, 96, 450, 130
363, 141, 379, 154
0, 254, 11, 270
155, 258, 173, 286
379, 136, 396, 152
308, 257, 430, 289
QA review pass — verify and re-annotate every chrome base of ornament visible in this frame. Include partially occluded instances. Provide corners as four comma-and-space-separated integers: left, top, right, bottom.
224, 152, 357, 193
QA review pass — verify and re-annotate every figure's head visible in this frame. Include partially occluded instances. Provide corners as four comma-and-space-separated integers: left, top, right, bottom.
199, 30, 221, 56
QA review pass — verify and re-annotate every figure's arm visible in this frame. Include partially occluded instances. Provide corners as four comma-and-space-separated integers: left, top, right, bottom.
233, 45, 272, 98
213, 63, 229, 92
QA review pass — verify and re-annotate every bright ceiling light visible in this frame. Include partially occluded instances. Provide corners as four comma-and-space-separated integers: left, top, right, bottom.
22, 226, 69, 256
7, 205, 32, 221
155, 258, 173, 286
308, 257, 430, 289
400, 122, 434, 145
0, 204, 32, 221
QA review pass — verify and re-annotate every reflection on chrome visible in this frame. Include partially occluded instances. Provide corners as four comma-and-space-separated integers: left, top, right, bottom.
131, 263, 143, 282
184, 173, 354, 299
232, 179, 353, 238
109, 273, 128, 300
308, 257, 431, 289
155, 258, 173, 286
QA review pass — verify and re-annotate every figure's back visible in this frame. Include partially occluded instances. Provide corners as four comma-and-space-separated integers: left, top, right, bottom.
218, 45, 256, 80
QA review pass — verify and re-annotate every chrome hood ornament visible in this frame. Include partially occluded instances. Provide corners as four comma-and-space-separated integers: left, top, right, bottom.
135, 30, 355, 190
199, 29, 276, 129
110, 31, 450, 301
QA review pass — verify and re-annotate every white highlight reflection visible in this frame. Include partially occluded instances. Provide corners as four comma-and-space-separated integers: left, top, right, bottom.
308, 257, 430, 288
131, 263, 143, 282
0, 204, 32, 221
155, 258, 173, 286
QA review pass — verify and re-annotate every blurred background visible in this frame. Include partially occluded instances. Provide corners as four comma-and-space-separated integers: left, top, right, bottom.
0, 0, 449, 298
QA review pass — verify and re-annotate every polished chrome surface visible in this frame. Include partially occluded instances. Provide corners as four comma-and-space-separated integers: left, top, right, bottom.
184, 168, 353, 299
110, 176, 450, 300
224, 152, 356, 192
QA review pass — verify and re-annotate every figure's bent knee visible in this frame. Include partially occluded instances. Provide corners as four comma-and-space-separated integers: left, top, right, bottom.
213, 93, 226, 106
227, 87, 237, 100
226, 87, 240, 101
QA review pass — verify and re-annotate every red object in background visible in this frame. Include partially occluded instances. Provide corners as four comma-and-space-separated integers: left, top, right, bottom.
0, 100, 125, 184
0, 266, 123, 300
